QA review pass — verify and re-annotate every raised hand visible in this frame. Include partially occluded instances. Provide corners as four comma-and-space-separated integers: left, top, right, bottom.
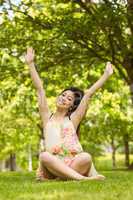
104, 62, 113, 77
25, 47, 35, 65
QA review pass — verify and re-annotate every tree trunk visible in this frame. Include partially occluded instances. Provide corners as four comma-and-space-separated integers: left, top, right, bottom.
122, 59, 133, 169
28, 144, 32, 172
123, 134, 130, 167
9, 153, 16, 171
123, 57, 133, 103
0, 160, 6, 171
124, 0, 133, 102
111, 137, 116, 168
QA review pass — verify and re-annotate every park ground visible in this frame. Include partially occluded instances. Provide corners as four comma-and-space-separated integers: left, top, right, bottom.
0, 154, 133, 200
0, 171, 133, 200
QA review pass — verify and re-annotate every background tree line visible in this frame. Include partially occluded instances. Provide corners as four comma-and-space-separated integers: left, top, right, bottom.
0, 0, 133, 171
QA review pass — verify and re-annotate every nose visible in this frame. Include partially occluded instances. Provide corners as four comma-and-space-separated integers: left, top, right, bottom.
62, 97, 66, 102
62, 97, 67, 103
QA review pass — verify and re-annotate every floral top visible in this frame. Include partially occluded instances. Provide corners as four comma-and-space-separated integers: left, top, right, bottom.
44, 116, 83, 158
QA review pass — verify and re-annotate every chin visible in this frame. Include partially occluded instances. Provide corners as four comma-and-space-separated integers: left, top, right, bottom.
57, 104, 66, 109
56, 103, 67, 109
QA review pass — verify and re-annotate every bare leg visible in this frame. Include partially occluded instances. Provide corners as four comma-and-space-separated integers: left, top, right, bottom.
39, 152, 94, 181
70, 152, 105, 180
70, 152, 92, 175
36, 161, 55, 181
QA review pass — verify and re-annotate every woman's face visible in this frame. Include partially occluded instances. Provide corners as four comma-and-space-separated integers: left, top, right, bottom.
56, 90, 75, 110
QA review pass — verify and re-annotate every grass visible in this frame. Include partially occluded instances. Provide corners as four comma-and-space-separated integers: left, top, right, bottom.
95, 153, 133, 170
0, 154, 133, 200
0, 170, 133, 200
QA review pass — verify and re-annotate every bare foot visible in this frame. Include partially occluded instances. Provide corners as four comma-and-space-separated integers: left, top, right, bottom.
82, 174, 105, 181
96, 174, 105, 180
36, 176, 49, 182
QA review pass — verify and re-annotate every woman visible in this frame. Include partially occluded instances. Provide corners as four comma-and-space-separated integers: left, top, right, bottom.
25, 47, 113, 181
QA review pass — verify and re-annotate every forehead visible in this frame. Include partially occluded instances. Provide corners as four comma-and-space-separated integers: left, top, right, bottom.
62, 90, 74, 97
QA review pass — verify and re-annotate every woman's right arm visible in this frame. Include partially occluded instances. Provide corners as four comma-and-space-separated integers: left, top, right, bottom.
25, 47, 51, 127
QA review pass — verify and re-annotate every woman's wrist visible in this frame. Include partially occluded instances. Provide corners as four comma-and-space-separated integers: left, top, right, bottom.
27, 61, 35, 67
103, 71, 110, 79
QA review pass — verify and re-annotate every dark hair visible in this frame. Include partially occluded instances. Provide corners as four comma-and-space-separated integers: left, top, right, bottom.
60, 87, 84, 138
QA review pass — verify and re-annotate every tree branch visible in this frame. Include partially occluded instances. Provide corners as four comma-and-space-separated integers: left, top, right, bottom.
6, 2, 53, 30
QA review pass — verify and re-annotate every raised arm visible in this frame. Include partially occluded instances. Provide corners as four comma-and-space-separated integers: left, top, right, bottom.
71, 62, 113, 130
25, 47, 51, 127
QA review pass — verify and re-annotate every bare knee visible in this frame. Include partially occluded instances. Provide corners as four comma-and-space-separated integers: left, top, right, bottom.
80, 152, 92, 165
39, 151, 52, 164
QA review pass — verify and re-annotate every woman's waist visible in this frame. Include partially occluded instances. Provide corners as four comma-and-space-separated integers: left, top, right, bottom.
46, 143, 83, 157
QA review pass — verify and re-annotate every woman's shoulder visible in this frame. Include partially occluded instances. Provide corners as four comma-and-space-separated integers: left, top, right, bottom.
68, 114, 79, 131
64, 116, 76, 131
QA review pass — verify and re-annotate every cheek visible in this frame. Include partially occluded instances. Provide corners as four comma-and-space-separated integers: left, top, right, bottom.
68, 100, 74, 107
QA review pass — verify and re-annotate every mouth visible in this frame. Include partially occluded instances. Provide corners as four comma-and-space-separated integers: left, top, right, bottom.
58, 99, 65, 105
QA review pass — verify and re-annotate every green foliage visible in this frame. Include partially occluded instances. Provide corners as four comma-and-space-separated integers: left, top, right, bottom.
0, 0, 133, 169
80, 78, 133, 157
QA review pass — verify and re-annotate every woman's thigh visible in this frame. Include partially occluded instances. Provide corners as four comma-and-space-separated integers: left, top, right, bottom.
69, 152, 92, 175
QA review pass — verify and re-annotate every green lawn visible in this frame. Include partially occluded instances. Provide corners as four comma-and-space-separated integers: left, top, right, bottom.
95, 154, 133, 170
0, 171, 133, 200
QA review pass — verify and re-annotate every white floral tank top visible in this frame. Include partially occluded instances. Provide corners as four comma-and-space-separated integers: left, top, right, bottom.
44, 115, 83, 158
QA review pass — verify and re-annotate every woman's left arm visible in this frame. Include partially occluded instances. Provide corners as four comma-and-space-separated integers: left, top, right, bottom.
71, 62, 113, 129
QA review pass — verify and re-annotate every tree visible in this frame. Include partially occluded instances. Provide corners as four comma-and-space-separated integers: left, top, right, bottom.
0, 0, 133, 169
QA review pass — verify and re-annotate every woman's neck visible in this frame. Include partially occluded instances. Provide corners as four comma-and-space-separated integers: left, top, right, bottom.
53, 108, 68, 120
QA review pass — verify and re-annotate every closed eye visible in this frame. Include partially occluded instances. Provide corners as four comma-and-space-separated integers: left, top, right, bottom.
68, 98, 72, 101
62, 92, 74, 101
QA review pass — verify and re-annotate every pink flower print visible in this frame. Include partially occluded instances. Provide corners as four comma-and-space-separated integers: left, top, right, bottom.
70, 148, 78, 155
64, 157, 72, 166
63, 127, 73, 137
63, 128, 69, 133
51, 145, 61, 154
71, 135, 76, 143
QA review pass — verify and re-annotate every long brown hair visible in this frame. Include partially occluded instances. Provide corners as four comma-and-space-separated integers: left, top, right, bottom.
60, 87, 84, 138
